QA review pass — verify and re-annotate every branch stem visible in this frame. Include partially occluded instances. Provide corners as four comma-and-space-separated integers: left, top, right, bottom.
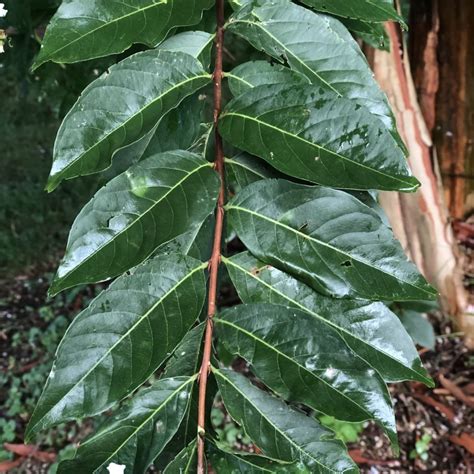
197, 0, 225, 471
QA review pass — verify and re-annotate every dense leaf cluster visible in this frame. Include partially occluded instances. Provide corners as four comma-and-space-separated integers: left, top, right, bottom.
27, 0, 436, 472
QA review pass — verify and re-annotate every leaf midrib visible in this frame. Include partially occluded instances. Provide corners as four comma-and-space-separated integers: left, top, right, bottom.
41, 1, 167, 60
221, 112, 413, 188
56, 161, 213, 287
33, 264, 205, 434
229, 18, 340, 95
94, 376, 197, 473
214, 317, 371, 418
51, 72, 211, 188
225, 157, 268, 180
223, 256, 428, 382
226, 204, 434, 298
213, 369, 345, 473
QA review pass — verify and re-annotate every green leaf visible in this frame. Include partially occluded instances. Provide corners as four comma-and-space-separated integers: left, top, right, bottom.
227, 180, 436, 301
47, 50, 211, 191
34, 0, 214, 67
227, 0, 402, 144
155, 214, 215, 262
207, 442, 306, 473
26, 254, 206, 440
227, 61, 310, 97
163, 442, 197, 474
398, 310, 436, 350
158, 31, 215, 70
224, 252, 432, 385
57, 376, 196, 474
50, 151, 219, 294
215, 304, 397, 447
213, 368, 358, 473
154, 324, 208, 470
219, 84, 417, 191
142, 95, 206, 158
225, 152, 277, 195
103, 91, 208, 182
343, 19, 390, 51
300, 0, 405, 24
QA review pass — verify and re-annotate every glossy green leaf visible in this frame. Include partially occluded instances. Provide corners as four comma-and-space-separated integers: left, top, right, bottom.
47, 50, 211, 191
215, 304, 397, 447
26, 254, 206, 440
154, 324, 207, 470
208, 442, 305, 473
227, 180, 436, 300
219, 84, 417, 191
155, 214, 215, 262
143, 95, 206, 158
158, 31, 215, 70
227, 0, 402, 143
227, 61, 309, 97
163, 441, 197, 474
343, 19, 390, 51
214, 368, 358, 473
34, 0, 213, 67
50, 151, 219, 294
100, 93, 206, 182
224, 252, 432, 385
300, 0, 405, 24
225, 152, 277, 195
58, 376, 196, 474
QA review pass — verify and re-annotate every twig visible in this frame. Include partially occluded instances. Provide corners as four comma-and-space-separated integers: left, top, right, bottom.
438, 374, 474, 408
196, 0, 226, 472
412, 393, 456, 421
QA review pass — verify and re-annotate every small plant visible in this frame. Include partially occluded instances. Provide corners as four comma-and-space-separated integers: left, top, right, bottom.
410, 433, 432, 462
319, 416, 365, 444
26, 0, 436, 472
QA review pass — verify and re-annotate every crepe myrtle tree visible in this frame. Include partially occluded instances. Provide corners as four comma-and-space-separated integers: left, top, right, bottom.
26, 0, 436, 472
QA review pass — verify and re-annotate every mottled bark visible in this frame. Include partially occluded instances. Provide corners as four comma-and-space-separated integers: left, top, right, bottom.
412, 0, 474, 219
370, 23, 472, 346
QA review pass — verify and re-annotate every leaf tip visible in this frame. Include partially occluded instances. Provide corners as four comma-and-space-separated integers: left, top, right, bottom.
45, 176, 59, 193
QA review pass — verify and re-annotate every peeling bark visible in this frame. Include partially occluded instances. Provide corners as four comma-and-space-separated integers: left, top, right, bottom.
371, 23, 473, 346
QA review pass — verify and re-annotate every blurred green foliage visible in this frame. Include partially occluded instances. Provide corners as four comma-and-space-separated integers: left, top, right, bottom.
0, 1, 115, 272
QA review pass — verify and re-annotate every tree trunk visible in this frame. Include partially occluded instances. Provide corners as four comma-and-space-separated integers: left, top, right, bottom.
369, 22, 473, 346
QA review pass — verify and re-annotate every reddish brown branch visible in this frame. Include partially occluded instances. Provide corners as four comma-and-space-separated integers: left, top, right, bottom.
196, 0, 226, 471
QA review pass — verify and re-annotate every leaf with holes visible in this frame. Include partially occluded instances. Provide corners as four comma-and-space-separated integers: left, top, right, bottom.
219, 84, 417, 191
50, 151, 219, 294
227, 180, 436, 300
